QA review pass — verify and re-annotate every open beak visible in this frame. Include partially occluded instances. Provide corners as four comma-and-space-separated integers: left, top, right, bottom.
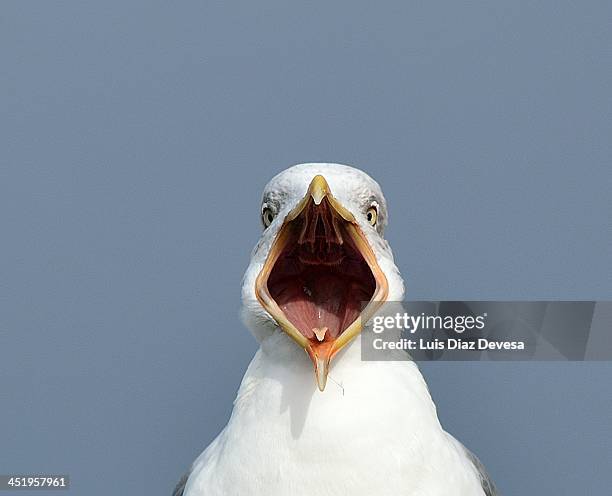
255, 175, 389, 391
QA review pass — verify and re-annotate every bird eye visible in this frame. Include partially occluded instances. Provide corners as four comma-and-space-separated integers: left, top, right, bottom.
262, 206, 275, 228
366, 205, 378, 226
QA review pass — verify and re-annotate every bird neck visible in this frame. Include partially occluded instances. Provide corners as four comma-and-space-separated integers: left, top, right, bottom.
236, 329, 435, 415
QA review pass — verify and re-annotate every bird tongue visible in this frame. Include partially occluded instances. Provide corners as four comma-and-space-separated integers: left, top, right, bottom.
272, 266, 367, 343
312, 327, 328, 342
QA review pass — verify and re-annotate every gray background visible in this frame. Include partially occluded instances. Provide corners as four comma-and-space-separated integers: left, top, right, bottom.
1, 1, 611, 495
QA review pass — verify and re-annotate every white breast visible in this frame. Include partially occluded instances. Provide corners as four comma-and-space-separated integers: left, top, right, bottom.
183, 332, 485, 496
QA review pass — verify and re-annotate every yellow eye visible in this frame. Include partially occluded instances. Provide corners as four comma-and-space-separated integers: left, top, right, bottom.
262, 206, 275, 228
366, 206, 378, 226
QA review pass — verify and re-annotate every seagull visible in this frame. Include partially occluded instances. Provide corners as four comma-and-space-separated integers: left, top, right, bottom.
175, 163, 498, 496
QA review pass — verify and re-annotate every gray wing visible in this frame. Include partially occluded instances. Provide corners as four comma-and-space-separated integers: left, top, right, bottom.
463, 446, 500, 496
172, 470, 190, 496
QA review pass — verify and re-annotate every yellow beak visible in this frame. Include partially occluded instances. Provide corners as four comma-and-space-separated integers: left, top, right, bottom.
255, 175, 388, 391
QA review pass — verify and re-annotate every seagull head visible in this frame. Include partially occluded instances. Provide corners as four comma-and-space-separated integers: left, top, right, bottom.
241, 163, 404, 390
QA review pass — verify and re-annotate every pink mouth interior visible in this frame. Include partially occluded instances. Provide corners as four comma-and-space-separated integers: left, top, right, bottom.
266, 200, 376, 342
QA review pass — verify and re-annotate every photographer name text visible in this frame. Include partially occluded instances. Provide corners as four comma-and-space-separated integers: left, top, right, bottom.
372, 337, 525, 351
